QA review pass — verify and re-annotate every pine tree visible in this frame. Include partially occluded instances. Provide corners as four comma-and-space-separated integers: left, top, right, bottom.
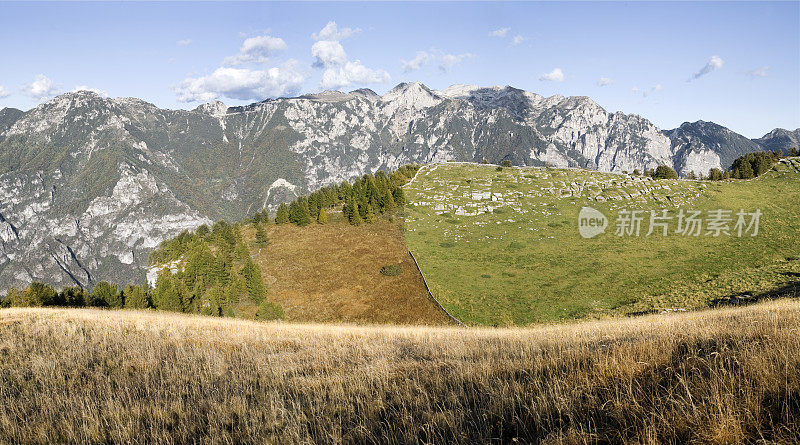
153, 272, 183, 312
91, 281, 121, 308
275, 203, 290, 224
123, 285, 150, 309
348, 200, 363, 225
241, 258, 267, 304
254, 223, 270, 246
364, 204, 375, 223
317, 207, 328, 224
392, 187, 406, 207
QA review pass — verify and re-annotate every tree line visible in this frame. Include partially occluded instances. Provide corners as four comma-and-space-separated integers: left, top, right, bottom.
250, 164, 419, 227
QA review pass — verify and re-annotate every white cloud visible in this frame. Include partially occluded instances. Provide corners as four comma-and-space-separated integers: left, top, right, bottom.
489, 27, 510, 37
400, 49, 472, 73
401, 51, 433, 73
0, 86, 10, 98
172, 62, 307, 102
511, 35, 524, 46
630, 86, 640, 94
311, 21, 389, 90
312, 21, 360, 41
439, 53, 473, 72
72, 86, 109, 97
223, 35, 287, 66
539, 68, 564, 82
747, 66, 769, 78
312, 40, 348, 67
689, 55, 724, 81
20, 74, 61, 100
320, 61, 390, 90
597, 77, 613, 87
177, 39, 192, 46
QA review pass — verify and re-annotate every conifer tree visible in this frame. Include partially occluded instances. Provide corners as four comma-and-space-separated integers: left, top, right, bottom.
392, 187, 406, 206
255, 223, 270, 246
241, 258, 267, 304
348, 200, 363, 225
364, 204, 375, 223
275, 203, 290, 224
317, 207, 328, 224
123, 284, 150, 309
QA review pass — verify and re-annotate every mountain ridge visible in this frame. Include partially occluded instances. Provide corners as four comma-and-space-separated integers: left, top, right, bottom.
0, 83, 796, 293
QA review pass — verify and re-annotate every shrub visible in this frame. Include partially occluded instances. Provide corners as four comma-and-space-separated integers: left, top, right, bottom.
496, 166, 503, 172
380, 265, 402, 276
501, 160, 513, 167
256, 300, 285, 321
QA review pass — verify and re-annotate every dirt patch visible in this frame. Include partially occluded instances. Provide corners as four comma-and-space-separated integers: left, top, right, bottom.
244, 218, 453, 325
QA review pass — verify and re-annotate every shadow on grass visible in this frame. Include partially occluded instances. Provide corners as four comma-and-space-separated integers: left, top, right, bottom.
710, 279, 800, 308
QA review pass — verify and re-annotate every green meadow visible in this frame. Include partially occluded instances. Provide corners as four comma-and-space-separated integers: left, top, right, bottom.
403, 160, 800, 326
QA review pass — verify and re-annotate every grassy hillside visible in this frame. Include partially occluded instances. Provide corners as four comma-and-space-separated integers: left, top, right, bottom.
241, 216, 453, 325
1, 301, 798, 443
404, 159, 800, 325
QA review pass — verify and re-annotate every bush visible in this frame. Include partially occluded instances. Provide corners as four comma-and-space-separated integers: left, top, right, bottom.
501, 160, 513, 167
255, 300, 285, 321
380, 265, 402, 276
496, 166, 503, 172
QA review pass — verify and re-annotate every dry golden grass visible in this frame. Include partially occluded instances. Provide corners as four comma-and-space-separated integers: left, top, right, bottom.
1, 302, 799, 444
243, 218, 452, 325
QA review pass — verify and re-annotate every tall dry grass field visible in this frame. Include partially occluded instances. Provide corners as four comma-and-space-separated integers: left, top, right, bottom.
1, 302, 799, 444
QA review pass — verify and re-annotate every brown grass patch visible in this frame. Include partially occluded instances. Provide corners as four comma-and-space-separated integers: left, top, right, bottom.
243, 218, 452, 325
1, 303, 799, 443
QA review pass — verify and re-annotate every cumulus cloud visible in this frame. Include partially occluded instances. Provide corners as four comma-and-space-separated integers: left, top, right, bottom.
20, 74, 61, 100
489, 27, 510, 37
312, 21, 360, 41
401, 51, 433, 73
177, 39, 192, 46
72, 86, 109, 97
689, 55, 724, 81
311, 21, 389, 90
597, 77, 613, 87
312, 40, 348, 68
0, 86, 10, 99
172, 62, 306, 102
747, 66, 769, 78
320, 61, 390, 90
539, 68, 564, 82
223, 35, 287, 66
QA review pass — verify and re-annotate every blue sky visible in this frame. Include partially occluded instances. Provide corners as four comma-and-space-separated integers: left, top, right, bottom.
0, 1, 797, 138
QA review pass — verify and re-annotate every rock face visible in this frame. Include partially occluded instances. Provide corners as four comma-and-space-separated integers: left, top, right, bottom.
755, 128, 800, 153
0, 84, 776, 292
664, 121, 764, 177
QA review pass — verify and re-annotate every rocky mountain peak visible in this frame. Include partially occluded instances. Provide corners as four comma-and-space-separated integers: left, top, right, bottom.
194, 100, 228, 118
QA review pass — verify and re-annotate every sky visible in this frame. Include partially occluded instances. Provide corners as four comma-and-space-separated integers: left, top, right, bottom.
0, 1, 798, 138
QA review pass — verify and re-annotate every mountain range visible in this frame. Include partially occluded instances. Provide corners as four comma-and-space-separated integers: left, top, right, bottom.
0, 82, 797, 292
